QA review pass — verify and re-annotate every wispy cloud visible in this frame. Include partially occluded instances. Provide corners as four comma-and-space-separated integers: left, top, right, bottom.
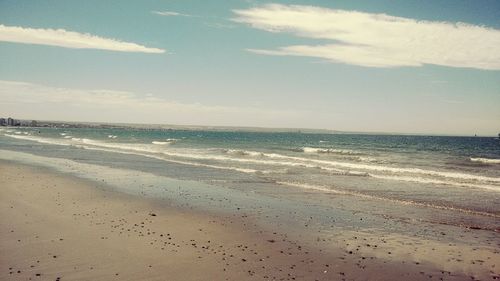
233, 4, 500, 70
204, 22, 237, 29
0, 80, 304, 127
152, 10, 192, 17
0, 24, 165, 53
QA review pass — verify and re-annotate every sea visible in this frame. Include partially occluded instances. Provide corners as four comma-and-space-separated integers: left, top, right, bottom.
1, 126, 499, 243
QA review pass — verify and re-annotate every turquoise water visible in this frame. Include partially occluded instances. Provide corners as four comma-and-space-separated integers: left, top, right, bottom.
0, 126, 499, 234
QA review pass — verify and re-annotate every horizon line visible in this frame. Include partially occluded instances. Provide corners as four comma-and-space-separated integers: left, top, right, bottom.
2, 116, 497, 138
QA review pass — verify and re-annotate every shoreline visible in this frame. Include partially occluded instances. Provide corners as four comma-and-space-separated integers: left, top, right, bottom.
0, 161, 494, 280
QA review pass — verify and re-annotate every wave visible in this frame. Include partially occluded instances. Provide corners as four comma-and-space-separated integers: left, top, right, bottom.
152, 139, 178, 145
152, 141, 170, 145
470, 157, 500, 164
261, 151, 500, 184
11, 136, 263, 174
4, 134, 71, 146
224, 148, 374, 163
370, 174, 500, 192
74, 144, 262, 174
222, 149, 264, 157
84, 143, 497, 188
3, 133, 499, 189
278, 181, 500, 218
297, 147, 361, 155
79, 139, 162, 154
357, 156, 379, 163
2, 135, 346, 176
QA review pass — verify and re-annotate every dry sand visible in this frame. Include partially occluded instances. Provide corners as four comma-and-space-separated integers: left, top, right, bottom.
0, 162, 492, 280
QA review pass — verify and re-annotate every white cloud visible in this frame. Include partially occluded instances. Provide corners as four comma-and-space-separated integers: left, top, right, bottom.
152, 10, 192, 17
0, 24, 165, 53
233, 4, 500, 70
0, 80, 304, 127
204, 22, 237, 29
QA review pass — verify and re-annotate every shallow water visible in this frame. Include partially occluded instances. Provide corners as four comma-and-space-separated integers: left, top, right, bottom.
0, 127, 499, 236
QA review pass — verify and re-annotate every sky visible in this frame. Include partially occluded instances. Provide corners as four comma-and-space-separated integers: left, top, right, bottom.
0, 0, 499, 136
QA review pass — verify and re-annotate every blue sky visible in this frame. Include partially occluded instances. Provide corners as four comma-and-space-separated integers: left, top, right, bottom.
0, 0, 499, 135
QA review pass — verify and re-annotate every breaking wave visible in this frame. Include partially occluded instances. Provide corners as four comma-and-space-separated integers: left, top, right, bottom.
300, 146, 361, 155
470, 157, 500, 164
2, 133, 499, 191
278, 181, 499, 218
152, 141, 170, 145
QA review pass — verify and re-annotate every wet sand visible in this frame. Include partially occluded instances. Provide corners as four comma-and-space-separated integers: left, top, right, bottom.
0, 162, 494, 280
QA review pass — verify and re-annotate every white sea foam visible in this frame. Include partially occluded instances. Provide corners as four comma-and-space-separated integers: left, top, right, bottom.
370, 174, 500, 192
29, 137, 263, 174
219, 149, 366, 174
152, 141, 170, 145
108, 135, 117, 139
278, 181, 499, 218
259, 151, 500, 183
4, 134, 71, 146
0, 134, 381, 178
78, 139, 160, 154
222, 149, 264, 157
470, 157, 500, 164
300, 147, 360, 155
3, 133, 499, 189
152, 139, 178, 145
60, 133, 67, 136
357, 156, 379, 163
76, 144, 261, 174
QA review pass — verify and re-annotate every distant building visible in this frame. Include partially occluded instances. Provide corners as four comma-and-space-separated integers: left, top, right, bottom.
0, 118, 5, 126
7, 117, 14, 126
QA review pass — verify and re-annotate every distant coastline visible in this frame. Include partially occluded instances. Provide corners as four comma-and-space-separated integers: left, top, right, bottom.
1, 117, 496, 137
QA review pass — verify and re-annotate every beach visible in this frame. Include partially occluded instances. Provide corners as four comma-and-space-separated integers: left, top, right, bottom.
2, 0, 499, 279
1, 127, 499, 281
1, 161, 498, 280
3, 0, 500, 279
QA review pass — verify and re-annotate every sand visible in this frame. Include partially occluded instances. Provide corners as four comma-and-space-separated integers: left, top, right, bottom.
0, 162, 493, 280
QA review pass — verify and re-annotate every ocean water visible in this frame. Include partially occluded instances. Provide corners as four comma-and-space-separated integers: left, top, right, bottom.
0, 127, 499, 237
